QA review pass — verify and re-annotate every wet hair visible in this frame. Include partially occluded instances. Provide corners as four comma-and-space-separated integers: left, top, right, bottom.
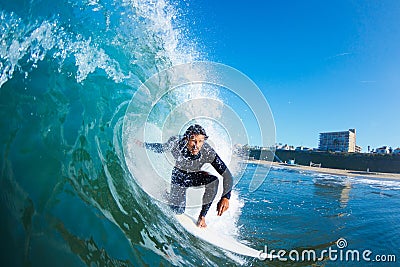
183, 124, 208, 140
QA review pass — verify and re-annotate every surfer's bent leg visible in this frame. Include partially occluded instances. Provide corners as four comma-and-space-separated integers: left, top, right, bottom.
169, 168, 188, 214
196, 173, 219, 217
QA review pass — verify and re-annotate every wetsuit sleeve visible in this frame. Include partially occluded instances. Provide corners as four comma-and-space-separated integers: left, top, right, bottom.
144, 136, 177, 153
211, 154, 233, 199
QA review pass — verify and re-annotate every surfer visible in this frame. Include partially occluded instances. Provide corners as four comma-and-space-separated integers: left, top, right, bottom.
140, 124, 233, 228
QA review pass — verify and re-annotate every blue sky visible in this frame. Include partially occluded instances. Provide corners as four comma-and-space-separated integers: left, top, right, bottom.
182, 0, 400, 151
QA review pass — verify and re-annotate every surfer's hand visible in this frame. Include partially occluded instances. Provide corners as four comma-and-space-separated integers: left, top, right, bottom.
197, 216, 207, 228
217, 197, 229, 216
133, 139, 144, 147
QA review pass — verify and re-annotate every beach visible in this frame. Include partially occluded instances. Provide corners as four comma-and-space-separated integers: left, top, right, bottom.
246, 160, 400, 181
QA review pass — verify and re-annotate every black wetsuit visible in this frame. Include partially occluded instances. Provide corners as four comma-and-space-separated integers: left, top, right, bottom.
145, 136, 233, 217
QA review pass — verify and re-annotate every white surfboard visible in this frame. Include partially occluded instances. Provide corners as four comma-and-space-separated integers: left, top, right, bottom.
175, 213, 275, 260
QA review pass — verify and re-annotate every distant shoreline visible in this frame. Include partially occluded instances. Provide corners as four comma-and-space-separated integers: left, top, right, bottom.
248, 148, 400, 173
245, 160, 400, 181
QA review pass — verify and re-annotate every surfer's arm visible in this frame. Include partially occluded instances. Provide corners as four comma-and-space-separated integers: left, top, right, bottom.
211, 154, 233, 200
144, 142, 164, 152
144, 136, 178, 153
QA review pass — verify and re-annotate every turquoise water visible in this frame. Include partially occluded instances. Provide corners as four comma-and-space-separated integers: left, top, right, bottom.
1, 0, 400, 266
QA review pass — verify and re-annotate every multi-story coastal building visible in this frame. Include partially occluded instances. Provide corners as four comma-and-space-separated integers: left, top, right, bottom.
319, 129, 357, 152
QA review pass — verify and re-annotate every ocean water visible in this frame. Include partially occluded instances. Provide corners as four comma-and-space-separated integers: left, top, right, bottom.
1, 0, 400, 266
237, 164, 400, 266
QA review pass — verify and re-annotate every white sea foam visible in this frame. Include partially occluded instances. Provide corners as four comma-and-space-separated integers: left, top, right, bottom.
349, 177, 400, 190
308, 170, 400, 190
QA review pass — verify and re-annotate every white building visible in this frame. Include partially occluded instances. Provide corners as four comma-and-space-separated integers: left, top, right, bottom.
276, 144, 295, 150
295, 146, 311, 151
319, 129, 357, 152
376, 146, 390, 154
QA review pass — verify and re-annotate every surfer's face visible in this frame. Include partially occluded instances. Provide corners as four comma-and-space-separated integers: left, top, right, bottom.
187, 134, 205, 155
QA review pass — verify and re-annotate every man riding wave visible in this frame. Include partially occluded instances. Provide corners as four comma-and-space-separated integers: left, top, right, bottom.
142, 124, 233, 228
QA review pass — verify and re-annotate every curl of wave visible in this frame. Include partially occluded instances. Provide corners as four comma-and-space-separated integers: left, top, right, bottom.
0, 0, 246, 266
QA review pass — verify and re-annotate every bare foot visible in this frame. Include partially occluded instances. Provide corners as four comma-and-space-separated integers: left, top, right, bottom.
196, 216, 207, 228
